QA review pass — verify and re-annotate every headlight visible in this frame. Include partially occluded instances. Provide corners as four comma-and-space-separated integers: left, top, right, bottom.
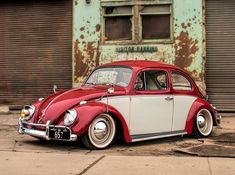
64, 109, 77, 126
20, 105, 35, 121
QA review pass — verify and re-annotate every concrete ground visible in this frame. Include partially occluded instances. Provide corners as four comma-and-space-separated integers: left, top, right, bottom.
0, 113, 234, 175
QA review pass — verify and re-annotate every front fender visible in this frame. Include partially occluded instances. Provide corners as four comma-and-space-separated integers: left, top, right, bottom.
71, 101, 131, 143
185, 98, 218, 135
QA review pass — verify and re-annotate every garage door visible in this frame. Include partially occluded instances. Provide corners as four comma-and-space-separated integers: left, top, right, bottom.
0, 0, 72, 106
205, 0, 235, 112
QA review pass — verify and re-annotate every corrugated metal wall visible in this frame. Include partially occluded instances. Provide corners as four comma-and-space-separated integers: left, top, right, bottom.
205, 0, 235, 111
0, 0, 72, 106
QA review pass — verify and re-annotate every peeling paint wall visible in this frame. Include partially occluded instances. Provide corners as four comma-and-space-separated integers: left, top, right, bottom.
73, 0, 205, 89
73, 0, 101, 87
173, 0, 205, 90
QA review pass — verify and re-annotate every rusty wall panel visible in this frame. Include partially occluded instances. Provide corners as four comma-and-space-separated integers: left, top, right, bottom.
205, 0, 235, 111
173, 0, 204, 91
0, 0, 72, 105
73, 0, 101, 85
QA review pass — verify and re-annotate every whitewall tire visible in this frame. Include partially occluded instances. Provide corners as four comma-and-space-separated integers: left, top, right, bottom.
192, 109, 213, 138
81, 113, 116, 149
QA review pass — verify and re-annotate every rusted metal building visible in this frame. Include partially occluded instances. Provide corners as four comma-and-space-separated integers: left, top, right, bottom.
0, 0, 235, 112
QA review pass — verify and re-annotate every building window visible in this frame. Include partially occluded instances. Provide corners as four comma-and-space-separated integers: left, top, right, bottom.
140, 5, 171, 40
101, 0, 172, 43
103, 6, 133, 41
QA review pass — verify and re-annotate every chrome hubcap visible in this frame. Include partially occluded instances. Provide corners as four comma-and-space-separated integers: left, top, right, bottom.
197, 115, 206, 128
196, 109, 213, 136
88, 114, 116, 149
94, 121, 108, 140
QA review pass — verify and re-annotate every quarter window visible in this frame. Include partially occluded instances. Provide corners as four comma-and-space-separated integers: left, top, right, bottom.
172, 72, 192, 91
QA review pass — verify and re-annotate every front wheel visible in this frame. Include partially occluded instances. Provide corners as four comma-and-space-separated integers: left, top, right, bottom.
81, 113, 116, 149
192, 109, 213, 138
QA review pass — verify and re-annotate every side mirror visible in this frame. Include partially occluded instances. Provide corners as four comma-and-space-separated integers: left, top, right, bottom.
107, 87, 115, 94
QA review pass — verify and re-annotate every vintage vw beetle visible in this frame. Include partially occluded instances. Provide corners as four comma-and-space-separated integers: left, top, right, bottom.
18, 60, 221, 149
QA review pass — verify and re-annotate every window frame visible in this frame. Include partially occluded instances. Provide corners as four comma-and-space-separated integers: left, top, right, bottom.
139, 3, 173, 43
101, 3, 135, 44
101, 0, 173, 44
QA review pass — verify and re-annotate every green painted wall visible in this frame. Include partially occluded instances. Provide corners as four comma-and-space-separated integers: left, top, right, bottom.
73, 0, 205, 90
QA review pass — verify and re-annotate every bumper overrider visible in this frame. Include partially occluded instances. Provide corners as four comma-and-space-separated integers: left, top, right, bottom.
18, 118, 77, 141
216, 114, 222, 124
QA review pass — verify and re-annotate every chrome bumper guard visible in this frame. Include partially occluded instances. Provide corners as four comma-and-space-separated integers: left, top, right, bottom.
18, 118, 77, 141
216, 115, 222, 124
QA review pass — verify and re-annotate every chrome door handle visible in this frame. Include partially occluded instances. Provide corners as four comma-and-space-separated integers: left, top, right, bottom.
165, 96, 174, 101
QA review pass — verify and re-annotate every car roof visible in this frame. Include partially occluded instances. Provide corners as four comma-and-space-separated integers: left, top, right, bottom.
100, 60, 180, 70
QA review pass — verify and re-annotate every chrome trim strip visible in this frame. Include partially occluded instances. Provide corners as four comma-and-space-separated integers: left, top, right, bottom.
131, 130, 187, 142
18, 118, 77, 141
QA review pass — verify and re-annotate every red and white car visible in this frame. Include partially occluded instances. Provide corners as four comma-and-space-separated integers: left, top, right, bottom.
19, 60, 221, 149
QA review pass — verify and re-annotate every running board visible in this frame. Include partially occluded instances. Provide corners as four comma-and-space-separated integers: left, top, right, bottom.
131, 131, 187, 142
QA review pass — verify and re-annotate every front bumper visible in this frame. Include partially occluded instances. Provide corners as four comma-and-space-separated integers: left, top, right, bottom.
18, 118, 77, 141
216, 114, 222, 124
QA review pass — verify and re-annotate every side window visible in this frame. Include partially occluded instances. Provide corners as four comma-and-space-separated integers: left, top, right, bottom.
172, 72, 192, 91
134, 70, 168, 91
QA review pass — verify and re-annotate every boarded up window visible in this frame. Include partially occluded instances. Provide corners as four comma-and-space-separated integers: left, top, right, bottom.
142, 15, 170, 39
140, 5, 171, 40
105, 16, 132, 40
103, 6, 132, 41
101, 2, 172, 42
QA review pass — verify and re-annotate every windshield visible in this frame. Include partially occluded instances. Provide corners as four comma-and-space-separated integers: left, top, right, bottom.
85, 67, 132, 87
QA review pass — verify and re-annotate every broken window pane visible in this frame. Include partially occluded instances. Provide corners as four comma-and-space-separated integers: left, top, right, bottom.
105, 16, 132, 40
142, 14, 170, 39
104, 6, 132, 15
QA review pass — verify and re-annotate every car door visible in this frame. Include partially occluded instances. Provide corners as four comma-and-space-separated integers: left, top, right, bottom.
130, 69, 173, 139
171, 71, 197, 131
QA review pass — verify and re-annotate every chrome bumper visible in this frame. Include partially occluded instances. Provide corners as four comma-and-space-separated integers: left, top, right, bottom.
18, 118, 77, 141
217, 115, 222, 124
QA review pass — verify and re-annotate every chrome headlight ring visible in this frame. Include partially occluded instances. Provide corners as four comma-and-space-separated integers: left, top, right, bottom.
20, 105, 35, 121
64, 109, 77, 126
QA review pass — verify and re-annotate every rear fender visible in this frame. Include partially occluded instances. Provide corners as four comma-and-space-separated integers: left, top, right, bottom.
185, 98, 218, 134
71, 101, 131, 143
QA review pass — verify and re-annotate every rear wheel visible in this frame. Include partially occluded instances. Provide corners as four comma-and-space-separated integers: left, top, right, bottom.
192, 109, 213, 138
81, 113, 116, 149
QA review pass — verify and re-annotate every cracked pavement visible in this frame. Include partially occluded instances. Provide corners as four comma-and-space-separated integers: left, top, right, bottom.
0, 113, 234, 174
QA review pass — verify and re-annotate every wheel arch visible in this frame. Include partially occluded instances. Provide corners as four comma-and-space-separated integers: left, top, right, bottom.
71, 101, 131, 143
185, 98, 218, 135
107, 108, 132, 143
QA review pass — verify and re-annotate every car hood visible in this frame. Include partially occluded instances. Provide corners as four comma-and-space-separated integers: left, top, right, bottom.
34, 86, 126, 124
